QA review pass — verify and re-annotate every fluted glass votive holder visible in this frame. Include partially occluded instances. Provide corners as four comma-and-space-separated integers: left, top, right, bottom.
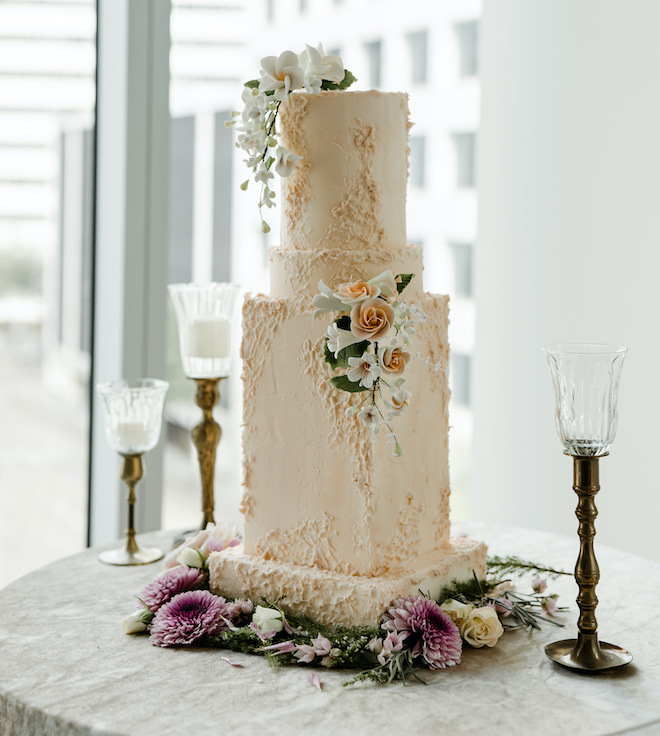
96, 378, 169, 565
168, 282, 240, 532
543, 343, 632, 671
168, 282, 240, 379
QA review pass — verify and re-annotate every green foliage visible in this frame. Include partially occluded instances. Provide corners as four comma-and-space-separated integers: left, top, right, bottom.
437, 576, 490, 603
244, 78, 260, 89
324, 338, 371, 370
328, 375, 369, 393
395, 273, 414, 295
487, 555, 570, 579
321, 69, 357, 91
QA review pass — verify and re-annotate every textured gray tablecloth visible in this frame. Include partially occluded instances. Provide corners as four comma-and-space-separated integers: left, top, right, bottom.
1, 522, 659, 736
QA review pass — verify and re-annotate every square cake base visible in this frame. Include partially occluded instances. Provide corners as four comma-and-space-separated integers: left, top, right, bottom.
208, 535, 488, 628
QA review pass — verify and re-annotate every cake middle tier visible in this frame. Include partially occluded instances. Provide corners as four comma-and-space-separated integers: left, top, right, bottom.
269, 243, 424, 300
240, 289, 452, 578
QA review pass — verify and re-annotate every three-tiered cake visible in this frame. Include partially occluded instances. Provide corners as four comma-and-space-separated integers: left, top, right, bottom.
209, 90, 486, 626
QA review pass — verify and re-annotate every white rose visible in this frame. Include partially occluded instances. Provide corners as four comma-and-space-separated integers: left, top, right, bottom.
461, 606, 504, 648
176, 546, 206, 569
440, 599, 474, 629
252, 605, 284, 634
121, 610, 148, 635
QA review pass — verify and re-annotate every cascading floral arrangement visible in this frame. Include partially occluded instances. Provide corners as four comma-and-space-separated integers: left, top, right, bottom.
227, 43, 356, 233
312, 269, 431, 456
123, 525, 568, 687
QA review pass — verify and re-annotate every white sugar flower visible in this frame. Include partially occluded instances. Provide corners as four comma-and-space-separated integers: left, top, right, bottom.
300, 43, 345, 84
304, 74, 323, 94
259, 50, 305, 101
274, 147, 303, 178
387, 388, 412, 418
367, 270, 398, 298
347, 353, 382, 389
313, 280, 345, 318
358, 404, 381, 433
254, 163, 274, 186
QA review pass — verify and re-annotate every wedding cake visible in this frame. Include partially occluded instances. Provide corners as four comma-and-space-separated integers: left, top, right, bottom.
208, 85, 486, 627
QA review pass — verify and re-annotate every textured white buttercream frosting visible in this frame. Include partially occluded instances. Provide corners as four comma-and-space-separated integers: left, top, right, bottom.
209, 89, 486, 623
278, 90, 410, 252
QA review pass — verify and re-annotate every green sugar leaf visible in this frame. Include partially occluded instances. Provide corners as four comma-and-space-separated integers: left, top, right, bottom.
395, 273, 414, 295
328, 375, 369, 393
322, 69, 357, 91
335, 340, 370, 369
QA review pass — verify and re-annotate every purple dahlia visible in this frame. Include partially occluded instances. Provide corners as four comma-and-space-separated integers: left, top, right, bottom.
149, 590, 230, 647
382, 596, 462, 670
139, 565, 204, 613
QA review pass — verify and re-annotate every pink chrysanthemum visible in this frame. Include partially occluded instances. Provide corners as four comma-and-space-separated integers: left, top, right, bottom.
149, 590, 230, 647
382, 596, 462, 669
139, 566, 204, 613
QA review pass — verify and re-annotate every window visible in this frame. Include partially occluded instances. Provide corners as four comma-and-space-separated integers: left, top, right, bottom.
407, 30, 428, 85
452, 132, 477, 189
455, 20, 479, 77
450, 241, 473, 297
0, 0, 96, 587
450, 353, 471, 406
364, 40, 382, 89
409, 136, 426, 188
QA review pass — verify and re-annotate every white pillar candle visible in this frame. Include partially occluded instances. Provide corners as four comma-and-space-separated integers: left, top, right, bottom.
116, 422, 151, 449
184, 316, 231, 359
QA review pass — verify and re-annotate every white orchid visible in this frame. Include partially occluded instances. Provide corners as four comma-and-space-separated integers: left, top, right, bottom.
300, 43, 345, 84
274, 146, 303, 178
259, 50, 305, 101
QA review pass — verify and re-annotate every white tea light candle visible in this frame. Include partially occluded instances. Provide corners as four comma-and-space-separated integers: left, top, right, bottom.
184, 317, 231, 359
116, 422, 151, 451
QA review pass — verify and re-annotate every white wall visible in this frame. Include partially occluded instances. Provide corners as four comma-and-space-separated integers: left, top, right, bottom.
474, 0, 660, 563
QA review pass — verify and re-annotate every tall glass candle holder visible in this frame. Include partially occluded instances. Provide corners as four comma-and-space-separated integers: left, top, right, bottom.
169, 282, 240, 529
543, 343, 632, 671
96, 378, 169, 565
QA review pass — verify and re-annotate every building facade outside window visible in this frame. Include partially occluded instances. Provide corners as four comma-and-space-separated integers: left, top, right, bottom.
407, 30, 428, 85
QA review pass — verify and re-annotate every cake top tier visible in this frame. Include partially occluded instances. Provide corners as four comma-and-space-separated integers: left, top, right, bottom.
278, 90, 410, 252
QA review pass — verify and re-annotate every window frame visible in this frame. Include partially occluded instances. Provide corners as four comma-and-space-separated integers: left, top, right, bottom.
88, 0, 171, 546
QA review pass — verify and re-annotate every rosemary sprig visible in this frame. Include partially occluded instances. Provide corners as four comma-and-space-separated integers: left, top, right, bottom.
487, 555, 571, 579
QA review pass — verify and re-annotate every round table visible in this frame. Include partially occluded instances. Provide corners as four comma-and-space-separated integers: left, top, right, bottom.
1, 522, 659, 736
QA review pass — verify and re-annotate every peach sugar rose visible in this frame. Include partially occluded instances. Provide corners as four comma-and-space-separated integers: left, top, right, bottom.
350, 297, 395, 341
381, 347, 410, 375
334, 281, 380, 304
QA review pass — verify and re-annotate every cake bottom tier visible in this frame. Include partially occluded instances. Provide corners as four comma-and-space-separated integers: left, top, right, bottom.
208, 536, 488, 628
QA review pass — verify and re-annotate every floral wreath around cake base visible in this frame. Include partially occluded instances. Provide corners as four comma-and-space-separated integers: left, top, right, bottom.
123, 530, 570, 687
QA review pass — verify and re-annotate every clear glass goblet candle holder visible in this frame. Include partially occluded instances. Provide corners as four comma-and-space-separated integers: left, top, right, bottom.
96, 378, 169, 565
168, 282, 240, 532
168, 282, 240, 379
544, 343, 627, 457
543, 343, 631, 672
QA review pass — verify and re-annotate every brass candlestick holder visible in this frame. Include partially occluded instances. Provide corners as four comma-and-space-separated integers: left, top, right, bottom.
544, 343, 632, 672
169, 282, 240, 537
191, 377, 222, 528
96, 378, 169, 566
544, 454, 632, 670
99, 453, 164, 566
